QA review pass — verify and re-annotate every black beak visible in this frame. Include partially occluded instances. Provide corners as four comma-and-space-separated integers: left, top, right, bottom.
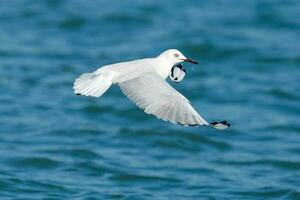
182, 58, 198, 64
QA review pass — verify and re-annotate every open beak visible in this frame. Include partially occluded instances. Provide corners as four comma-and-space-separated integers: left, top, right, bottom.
181, 58, 198, 64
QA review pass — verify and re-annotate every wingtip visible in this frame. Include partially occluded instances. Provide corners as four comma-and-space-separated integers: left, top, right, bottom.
210, 121, 230, 130
177, 122, 198, 127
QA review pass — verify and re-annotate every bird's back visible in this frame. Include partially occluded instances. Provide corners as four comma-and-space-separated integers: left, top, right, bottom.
97, 58, 158, 83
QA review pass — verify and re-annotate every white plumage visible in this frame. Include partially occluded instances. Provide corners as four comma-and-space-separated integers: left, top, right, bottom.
73, 49, 230, 129
119, 72, 208, 126
73, 73, 112, 97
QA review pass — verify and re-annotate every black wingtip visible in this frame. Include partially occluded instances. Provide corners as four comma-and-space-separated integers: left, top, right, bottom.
210, 121, 230, 130
177, 122, 198, 127
76, 93, 82, 96
177, 121, 230, 129
220, 121, 230, 127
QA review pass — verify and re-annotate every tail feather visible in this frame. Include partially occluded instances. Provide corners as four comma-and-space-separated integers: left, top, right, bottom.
73, 72, 112, 97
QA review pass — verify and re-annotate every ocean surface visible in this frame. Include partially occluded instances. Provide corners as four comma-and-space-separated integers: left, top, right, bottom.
0, 0, 299, 199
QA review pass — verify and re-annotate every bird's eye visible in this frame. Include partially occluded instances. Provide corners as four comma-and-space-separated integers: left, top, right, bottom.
174, 53, 179, 58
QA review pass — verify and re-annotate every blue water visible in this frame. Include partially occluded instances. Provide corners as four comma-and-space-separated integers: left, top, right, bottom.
1, 0, 300, 199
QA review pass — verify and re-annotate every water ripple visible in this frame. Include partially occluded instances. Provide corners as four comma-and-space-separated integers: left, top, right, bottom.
9, 157, 62, 170
1, 0, 299, 199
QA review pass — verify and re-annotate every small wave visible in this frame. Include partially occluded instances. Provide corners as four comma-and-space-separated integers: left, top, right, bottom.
268, 88, 299, 101
9, 157, 62, 170
74, 161, 124, 177
59, 17, 86, 30
80, 104, 113, 114
102, 13, 151, 25
66, 148, 101, 160
109, 173, 182, 183
261, 124, 300, 133
220, 159, 300, 170
119, 128, 232, 151
234, 187, 300, 199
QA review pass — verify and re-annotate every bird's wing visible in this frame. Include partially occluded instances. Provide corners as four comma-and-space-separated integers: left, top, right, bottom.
119, 72, 209, 126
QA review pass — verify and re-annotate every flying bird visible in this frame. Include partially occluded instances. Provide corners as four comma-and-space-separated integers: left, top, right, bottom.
73, 49, 230, 129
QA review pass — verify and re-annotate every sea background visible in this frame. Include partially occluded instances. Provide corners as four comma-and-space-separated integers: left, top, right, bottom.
0, 0, 299, 199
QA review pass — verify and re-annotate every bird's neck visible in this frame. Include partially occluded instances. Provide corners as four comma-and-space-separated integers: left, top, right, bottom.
155, 56, 175, 79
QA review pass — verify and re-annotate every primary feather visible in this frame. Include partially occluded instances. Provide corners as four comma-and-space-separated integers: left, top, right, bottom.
119, 72, 209, 126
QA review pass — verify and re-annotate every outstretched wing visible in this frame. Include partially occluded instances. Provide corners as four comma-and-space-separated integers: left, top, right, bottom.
118, 72, 209, 126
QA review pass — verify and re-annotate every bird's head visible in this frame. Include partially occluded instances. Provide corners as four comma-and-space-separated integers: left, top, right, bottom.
159, 49, 198, 65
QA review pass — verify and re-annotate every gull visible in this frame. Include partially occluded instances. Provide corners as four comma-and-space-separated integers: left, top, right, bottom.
73, 49, 230, 129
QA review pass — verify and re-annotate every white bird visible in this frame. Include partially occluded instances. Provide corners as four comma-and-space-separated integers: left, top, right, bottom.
73, 49, 230, 130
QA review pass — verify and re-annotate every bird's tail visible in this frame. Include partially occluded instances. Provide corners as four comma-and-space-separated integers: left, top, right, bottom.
73, 72, 112, 97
